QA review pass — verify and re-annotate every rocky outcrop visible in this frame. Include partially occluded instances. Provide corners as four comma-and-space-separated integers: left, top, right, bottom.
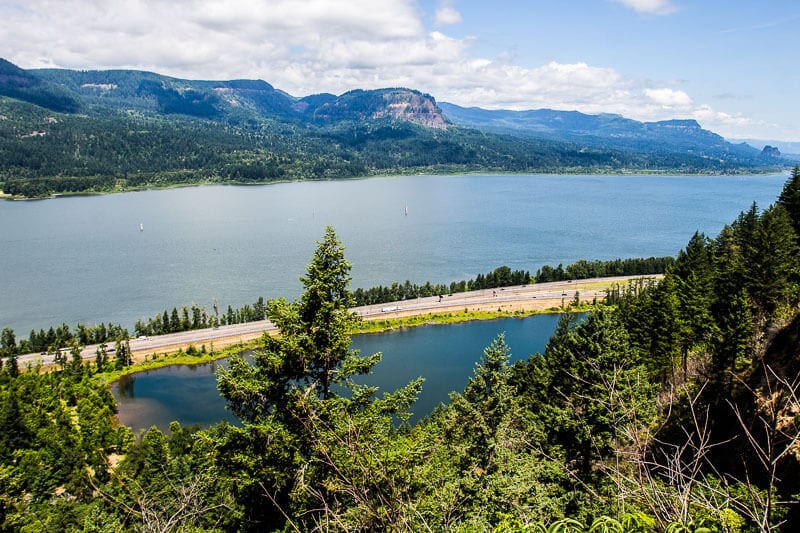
373, 89, 449, 129
311, 88, 449, 129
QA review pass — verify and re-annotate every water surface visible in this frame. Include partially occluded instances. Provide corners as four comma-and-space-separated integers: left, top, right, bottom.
1, 174, 785, 333
113, 314, 563, 432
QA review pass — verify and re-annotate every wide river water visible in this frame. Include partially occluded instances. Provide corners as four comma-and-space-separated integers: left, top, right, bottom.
112, 314, 564, 432
0, 173, 787, 334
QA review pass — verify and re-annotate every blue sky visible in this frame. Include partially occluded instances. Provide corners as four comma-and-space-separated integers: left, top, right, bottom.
2, 0, 798, 140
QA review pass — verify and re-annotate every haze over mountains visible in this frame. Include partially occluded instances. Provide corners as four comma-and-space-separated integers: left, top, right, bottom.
0, 58, 789, 197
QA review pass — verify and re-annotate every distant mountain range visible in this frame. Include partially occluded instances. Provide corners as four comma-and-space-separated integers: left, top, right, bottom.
0, 58, 788, 197
730, 138, 800, 157
437, 103, 777, 162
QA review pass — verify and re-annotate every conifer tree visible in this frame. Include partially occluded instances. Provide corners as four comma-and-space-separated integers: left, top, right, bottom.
218, 226, 380, 423
535, 310, 653, 482
746, 205, 799, 316
778, 165, 800, 236
217, 226, 422, 529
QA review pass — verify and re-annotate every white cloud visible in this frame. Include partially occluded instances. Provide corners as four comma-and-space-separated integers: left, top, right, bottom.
689, 105, 772, 139
435, 5, 462, 26
1, 0, 787, 139
644, 88, 693, 108
612, 0, 677, 15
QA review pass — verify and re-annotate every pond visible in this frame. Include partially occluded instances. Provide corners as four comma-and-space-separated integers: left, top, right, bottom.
113, 314, 565, 431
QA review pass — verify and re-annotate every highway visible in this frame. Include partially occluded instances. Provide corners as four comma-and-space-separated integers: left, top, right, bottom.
15, 275, 653, 367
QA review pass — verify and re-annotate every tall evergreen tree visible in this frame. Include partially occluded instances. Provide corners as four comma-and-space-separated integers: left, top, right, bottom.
218, 226, 378, 422
671, 232, 717, 378
777, 165, 800, 236
217, 226, 422, 529
745, 204, 799, 317
535, 310, 653, 483
0, 328, 16, 359
450, 334, 515, 472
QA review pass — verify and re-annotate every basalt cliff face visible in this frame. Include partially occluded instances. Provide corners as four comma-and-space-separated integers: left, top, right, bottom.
305, 88, 448, 129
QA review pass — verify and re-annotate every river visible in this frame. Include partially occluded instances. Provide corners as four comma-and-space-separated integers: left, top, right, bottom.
0, 173, 786, 335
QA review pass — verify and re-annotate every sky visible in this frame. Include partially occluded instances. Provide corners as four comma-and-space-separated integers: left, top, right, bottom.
2, 0, 799, 141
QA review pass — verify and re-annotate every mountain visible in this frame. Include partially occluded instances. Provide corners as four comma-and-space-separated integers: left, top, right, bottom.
0, 58, 81, 113
731, 138, 800, 159
0, 58, 785, 198
438, 102, 762, 164
28, 67, 450, 129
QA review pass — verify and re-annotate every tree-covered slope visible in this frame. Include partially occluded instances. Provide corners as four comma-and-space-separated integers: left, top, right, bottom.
0, 58, 784, 198
0, 58, 82, 113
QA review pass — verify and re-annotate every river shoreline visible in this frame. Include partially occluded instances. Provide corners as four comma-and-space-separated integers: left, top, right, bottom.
0, 168, 784, 201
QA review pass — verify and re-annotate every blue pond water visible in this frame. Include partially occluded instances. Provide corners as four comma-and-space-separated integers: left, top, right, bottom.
112, 314, 564, 431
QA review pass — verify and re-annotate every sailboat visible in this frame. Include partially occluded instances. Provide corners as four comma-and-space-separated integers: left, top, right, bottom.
404, 205, 408, 216
139, 223, 144, 232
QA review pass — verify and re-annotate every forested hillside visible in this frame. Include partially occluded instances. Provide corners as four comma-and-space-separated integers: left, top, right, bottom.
0, 167, 799, 531
0, 58, 784, 198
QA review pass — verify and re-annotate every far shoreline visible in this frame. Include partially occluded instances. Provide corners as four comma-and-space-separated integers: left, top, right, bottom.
0, 168, 787, 201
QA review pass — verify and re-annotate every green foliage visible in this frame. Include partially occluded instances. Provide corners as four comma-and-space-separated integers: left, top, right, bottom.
0, 58, 81, 113
353, 265, 531, 305
777, 165, 800, 236
0, 364, 125, 530
219, 227, 370, 421
535, 256, 674, 283
217, 227, 424, 529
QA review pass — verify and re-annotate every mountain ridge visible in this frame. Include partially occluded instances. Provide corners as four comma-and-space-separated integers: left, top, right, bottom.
436, 102, 762, 162
0, 58, 786, 198
3, 58, 768, 161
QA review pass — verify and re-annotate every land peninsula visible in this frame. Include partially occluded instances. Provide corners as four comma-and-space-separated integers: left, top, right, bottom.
16, 275, 648, 371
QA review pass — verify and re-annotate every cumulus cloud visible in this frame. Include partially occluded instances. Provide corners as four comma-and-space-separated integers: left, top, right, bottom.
612, 0, 677, 15
689, 105, 771, 138
644, 88, 693, 108
435, 2, 462, 26
1, 0, 781, 138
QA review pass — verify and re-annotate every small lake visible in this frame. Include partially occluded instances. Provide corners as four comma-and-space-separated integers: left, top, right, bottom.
0, 173, 787, 334
112, 314, 563, 432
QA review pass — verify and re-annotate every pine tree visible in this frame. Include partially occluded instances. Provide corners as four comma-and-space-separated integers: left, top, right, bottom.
671, 232, 717, 378
216, 227, 422, 529
219, 226, 384, 422
535, 309, 653, 482
740, 204, 799, 317
450, 334, 515, 472
777, 165, 800, 236
170, 308, 180, 332
0, 328, 17, 359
